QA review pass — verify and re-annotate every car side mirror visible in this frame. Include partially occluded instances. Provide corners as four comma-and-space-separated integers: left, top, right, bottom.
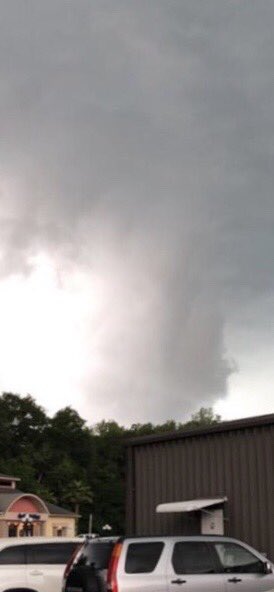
263, 561, 273, 575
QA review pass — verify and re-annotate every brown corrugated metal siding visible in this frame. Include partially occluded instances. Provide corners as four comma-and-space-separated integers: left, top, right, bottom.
126, 414, 274, 560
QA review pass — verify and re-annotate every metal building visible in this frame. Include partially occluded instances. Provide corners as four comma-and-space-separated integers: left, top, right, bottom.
126, 413, 274, 560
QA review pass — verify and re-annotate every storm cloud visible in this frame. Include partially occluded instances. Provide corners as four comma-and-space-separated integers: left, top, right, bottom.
0, 1, 274, 423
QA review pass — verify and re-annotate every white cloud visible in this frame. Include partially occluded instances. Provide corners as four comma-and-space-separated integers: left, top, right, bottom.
0, 254, 96, 415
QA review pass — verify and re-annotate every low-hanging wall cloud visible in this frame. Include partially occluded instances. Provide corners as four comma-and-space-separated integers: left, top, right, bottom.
0, 1, 273, 423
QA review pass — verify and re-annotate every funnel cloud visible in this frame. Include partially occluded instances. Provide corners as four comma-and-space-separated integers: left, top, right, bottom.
0, 1, 274, 423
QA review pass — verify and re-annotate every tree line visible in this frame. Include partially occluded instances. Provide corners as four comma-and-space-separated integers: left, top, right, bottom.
0, 392, 221, 534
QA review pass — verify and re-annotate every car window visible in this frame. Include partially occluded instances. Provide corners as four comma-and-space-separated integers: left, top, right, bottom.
172, 542, 217, 575
0, 545, 26, 565
76, 541, 115, 568
125, 542, 164, 573
214, 543, 264, 574
27, 542, 79, 565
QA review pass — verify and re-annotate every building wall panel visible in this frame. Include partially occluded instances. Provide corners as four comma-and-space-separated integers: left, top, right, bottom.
126, 419, 274, 560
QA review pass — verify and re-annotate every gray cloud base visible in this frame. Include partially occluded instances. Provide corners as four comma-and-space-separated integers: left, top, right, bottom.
0, 1, 273, 422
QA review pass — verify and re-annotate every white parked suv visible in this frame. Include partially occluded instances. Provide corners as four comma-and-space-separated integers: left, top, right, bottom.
0, 536, 81, 592
107, 536, 274, 592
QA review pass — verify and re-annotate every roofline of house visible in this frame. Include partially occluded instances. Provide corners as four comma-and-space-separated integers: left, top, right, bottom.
6, 492, 49, 515
127, 413, 274, 447
0, 474, 21, 481
49, 512, 79, 518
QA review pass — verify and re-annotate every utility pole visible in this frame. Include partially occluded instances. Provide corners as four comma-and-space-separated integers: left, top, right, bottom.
88, 513, 93, 534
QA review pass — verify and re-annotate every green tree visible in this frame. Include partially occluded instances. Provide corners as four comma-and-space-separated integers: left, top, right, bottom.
49, 407, 94, 470
184, 406, 221, 429
0, 393, 50, 494
91, 421, 126, 534
62, 480, 93, 533
0, 392, 48, 456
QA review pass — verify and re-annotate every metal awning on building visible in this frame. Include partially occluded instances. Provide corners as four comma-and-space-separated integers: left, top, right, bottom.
156, 497, 227, 513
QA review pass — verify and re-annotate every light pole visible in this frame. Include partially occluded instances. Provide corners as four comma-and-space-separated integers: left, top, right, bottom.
88, 513, 93, 534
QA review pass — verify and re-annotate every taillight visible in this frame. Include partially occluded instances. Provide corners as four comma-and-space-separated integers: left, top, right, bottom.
107, 542, 122, 592
63, 543, 83, 581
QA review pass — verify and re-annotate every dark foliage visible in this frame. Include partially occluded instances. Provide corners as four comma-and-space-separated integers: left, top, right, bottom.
0, 392, 221, 534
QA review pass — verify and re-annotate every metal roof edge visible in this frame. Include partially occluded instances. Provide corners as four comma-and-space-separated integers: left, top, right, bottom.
156, 496, 228, 513
126, 413, 274, 446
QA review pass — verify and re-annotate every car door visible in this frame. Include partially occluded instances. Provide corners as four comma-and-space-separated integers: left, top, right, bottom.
213, 541, 274, 592
167, 540, 226, 592
117, 540, 167, 592
0, 544, 27, 590
26, 542, 78, 592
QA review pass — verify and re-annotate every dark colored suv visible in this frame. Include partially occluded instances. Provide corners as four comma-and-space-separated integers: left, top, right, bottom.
63, 537, 117, 592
